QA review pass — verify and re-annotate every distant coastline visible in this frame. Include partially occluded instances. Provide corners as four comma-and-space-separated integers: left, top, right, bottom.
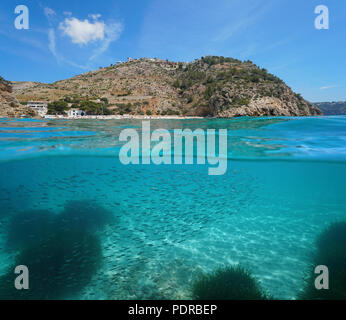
314, 101, 346, 116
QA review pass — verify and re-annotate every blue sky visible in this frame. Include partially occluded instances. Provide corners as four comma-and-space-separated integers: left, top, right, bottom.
0, 0, 345, 101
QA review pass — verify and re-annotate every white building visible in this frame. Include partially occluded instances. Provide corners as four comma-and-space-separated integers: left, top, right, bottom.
68, 109, 86, 117
27, 101, 48, 117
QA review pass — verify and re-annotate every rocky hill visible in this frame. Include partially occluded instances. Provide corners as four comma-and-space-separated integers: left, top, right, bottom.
12, 56, 322, 117
0, 76, 35, 117
314, 101, 346, 115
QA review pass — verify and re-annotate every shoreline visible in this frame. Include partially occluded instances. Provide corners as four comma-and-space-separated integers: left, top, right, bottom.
42, 115, 205, 120
1, 114, 331, 120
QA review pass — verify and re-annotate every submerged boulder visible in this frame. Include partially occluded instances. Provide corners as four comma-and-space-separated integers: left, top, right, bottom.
0, 229, 102, 300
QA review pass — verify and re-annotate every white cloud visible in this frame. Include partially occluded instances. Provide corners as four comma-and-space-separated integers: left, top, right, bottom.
320, 85, 338, 90
48, 28, 56, 56
44, 7, 56, 19
212, 1, 267, 42
48, 28, 88, 69
59, 17, 105, 45
89, 14, 102, 20
46, 12, 124, 69
89, 22, 123, 61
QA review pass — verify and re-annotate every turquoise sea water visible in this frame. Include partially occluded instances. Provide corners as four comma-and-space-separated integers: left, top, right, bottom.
0, 116, 345, 299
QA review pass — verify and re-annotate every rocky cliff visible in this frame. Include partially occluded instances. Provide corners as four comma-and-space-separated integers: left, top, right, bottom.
0, 77, 35, 117
13, 56, 322, 117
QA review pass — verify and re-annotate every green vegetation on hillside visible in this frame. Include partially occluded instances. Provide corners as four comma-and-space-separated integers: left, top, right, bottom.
201, 55, 241, 66
47, 98, 112, 115
47, 101, 69, 115
0, 75, 10, 85
169, 55, 294, 115
174, 56, 283, 95
80, 100, 112, 115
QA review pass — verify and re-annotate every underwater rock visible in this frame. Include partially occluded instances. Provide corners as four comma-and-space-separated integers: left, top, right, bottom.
56, 200, 114, 232
191, 265, 270, 300
5, 209, 55, 250
5, 200, 114, 252
299, 221, 346, 300
0, 229, 102, 300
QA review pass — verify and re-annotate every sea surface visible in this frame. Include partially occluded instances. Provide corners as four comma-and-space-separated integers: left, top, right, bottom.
0, 116, 345, 299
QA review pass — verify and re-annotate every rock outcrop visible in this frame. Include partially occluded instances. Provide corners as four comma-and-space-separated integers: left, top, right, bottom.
0, 77, 35, 117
